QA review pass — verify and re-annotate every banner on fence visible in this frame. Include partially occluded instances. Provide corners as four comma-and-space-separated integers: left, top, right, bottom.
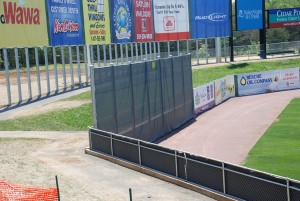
134, 0, 154, 42
215, 75, 235, 105
110, 0, 134, 43
153, 0, 190, 41
237, 68, 300, 96
82, 0, 111, 44
190, 0, 230, 39
47, 0, 84, 46
194, 82, 215, 114
236, 0, 263, 31
269, 8, 300, 28
0, 0, 48, 48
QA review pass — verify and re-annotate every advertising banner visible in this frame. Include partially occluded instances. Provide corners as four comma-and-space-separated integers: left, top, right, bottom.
236, 0, 263, 31
215, 75, 235, 105
82, 0, 111, 44
0, 0, 48, 48
269, 8, 300, 28
153, 0, 190, 41
237, 68, 300, 96
47, 0, 84, 46
133, 0, 154, 42
194, 82, 215, 115
190, 0, 230, 39
110, 0, 134, 43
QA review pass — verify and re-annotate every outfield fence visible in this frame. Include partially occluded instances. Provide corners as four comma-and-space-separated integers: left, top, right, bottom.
88, 127, 300, 201
1, 40, 299, 109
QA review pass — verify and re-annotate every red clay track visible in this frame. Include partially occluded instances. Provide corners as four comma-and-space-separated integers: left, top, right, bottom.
158, 89, 300, 165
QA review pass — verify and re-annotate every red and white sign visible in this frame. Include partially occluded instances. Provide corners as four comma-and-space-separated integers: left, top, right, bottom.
153, 0, 190, 41
134, 0, 154, 42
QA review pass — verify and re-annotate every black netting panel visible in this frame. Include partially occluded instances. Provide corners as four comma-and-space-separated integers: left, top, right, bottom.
90, 131, 111, 155
160, 58, 175, 134
112, 136, 139, 164
291, 188, 300, 201
140, 142, 176, 176
147, 60, 164, 140
226, 171, 287, 201
114, 65, 134, 136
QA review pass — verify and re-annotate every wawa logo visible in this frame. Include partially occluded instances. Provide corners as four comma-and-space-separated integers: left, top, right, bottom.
0, 1, 41, 25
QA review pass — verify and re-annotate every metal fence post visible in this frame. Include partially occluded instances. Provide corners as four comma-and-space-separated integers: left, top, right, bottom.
110, 133, 114, 156
3, 48, 12, 105
287, 178, 290, 201
120, 44, 124, 64
115, 44, 118, 65
205, 39, 209, 64
177, 41, 180, 56
61, 46, 67, 89
140, 43, 143, 62
109, 44, 112, 64
138, 140, 141, 165
196, 39, 199, 65
14, 48, 22, 102
35, 47, 42, 96
55, 175, 61, 201
97, 45, 101, 67
25, 48, 32, 100
175, 150, 178, 177
167, 41, 171, 56
131, 43, 134, 63
224, 37, 227, 63
43, 46, 51, 94
135, 43, 139, 62
53, 47, 59, 91
126, 43, 129, 63
149, 42, 152, 60
76, 46, 82, 86
145, 42, 148, 61
222, 162, 226, 194
69, 46, 74, 88
83, 45, 89, 85
187, 40, 190, 54
158, 42, 161, 57
103, 44, 107, 66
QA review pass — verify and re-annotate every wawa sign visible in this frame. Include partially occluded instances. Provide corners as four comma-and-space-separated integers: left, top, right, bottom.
0, 0, 49, 48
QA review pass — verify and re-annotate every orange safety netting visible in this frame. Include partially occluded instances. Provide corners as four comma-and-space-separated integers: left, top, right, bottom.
0, 179, 58, 201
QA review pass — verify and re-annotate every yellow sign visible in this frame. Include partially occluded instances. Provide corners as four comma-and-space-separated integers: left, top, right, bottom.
82, 0, 111, 44
0, 0, 48, 48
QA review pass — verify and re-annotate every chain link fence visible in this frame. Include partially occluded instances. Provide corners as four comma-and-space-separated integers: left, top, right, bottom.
88, 127, 300, 201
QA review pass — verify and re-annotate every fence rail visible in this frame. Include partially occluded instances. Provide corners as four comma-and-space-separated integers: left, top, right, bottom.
88, 127, 300, 201
1, 40, 300, 109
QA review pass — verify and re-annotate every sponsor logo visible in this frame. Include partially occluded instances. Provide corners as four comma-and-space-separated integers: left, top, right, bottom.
240, 74, 273, 86
113, 0, 132, 40
54, 19, 79, 33
195, 13, 227, 22
238, 9, 262, 20
0, 1, 40, 25
163, 16, 175, 31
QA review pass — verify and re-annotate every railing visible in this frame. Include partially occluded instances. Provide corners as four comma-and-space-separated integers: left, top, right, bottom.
88, 127, 300, 201
1, 40, 299, 109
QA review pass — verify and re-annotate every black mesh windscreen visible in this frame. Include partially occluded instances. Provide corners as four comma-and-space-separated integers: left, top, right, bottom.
112, 135, 139, 164
90, 130, 111, 155
93, 55, 194, 142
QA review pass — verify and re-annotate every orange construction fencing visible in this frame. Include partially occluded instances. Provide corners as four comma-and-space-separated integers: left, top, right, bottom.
0, 179, 59, 201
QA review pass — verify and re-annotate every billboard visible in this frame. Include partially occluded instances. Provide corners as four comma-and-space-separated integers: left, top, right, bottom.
269, 8, 300, 28
47, 0, 84, 46
133, 0, 154, 42
82, 0, 111, 44
110, 0, 134, 43
190, 0, 230, 39
215, 75, 235, 105
194, 82, 215, 115
153, 0, 190, 41
237, 68, 300, 96
0, 0, 48, 48
236, 0, 263, 31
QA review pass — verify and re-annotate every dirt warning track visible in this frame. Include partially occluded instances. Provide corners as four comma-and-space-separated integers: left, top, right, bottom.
158, 89, 300, 165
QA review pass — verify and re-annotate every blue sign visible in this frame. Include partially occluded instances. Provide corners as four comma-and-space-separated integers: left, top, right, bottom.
110, 0, 134, 43
190, 0, 230, 38
236, 0, 263, 30
47, 0, 84, 46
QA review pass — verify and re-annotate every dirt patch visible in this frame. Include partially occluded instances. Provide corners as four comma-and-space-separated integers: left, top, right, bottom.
0, 131, 214, 201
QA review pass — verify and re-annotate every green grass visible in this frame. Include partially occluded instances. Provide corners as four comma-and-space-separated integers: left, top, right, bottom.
62, 91, 91, 101
243, 98, 300, 180
0, 104, 92, 131
193, 58, 300, 87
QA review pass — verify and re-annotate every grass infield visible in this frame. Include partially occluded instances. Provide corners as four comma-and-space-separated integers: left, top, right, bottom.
243, 98, 300, 180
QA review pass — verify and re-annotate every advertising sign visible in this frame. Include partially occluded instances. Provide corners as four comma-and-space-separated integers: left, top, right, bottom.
236, 0, 263, 31
82, 0, 111, 44
133, 0, 154, 42
110, 0, 134, 43
153, 0, 190, 41
0, 0, 48, 48
194, 82, 215, 115
269, 8, 300, 28
215, 75, 235, 105
47, 0, 84, 46
190, 0, 230, 39
237, 68, 300, 96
